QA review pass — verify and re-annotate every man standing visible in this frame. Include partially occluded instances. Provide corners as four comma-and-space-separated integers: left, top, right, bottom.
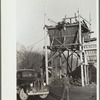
61, 74, 70, 100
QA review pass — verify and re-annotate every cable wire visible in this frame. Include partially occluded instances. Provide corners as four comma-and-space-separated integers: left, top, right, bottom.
25, 38, 44, 49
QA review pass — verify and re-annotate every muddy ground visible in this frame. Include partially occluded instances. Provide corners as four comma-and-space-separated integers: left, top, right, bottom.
17, 79, 96, 100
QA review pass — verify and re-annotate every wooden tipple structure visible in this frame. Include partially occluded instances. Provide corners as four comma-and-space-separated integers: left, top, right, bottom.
44, 12, 97, 86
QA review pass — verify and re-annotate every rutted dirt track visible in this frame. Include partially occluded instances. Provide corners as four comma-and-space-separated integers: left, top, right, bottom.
17, 85, 96, 100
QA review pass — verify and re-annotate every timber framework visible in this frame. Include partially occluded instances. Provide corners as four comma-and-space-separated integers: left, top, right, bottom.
44, 11, 97, 87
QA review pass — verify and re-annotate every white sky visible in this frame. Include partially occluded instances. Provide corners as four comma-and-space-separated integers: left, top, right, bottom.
17, 0, 97, 50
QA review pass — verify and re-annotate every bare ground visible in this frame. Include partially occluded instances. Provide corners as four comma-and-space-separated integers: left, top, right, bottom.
17, 80, 96, 100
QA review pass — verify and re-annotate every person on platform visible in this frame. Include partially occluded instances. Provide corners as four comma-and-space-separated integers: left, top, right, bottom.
61, 74, 70, 100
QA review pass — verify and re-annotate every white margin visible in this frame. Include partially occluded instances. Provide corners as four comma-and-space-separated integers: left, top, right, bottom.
96, 0, 99, 100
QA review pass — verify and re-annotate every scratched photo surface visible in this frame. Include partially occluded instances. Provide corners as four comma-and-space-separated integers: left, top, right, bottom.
16, 0, 98, 100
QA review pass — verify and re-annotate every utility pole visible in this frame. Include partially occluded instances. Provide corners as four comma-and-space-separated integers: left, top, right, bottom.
44, 6, 49, 85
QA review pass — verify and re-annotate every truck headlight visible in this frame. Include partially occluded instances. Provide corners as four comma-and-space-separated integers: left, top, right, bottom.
30, 83, 33, 87
43, 83, 46, 86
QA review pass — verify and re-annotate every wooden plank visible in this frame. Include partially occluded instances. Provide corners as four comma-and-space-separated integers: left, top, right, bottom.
71, 54, 73, 71
86, 54, 97, 56
80, 15, 91, 25
50, 35, 75, 38
84, 48, 97, 50
47, 23, 79, 30
62, 16, 78, 20
48, 51, 58, 62
49, 43, 79, 47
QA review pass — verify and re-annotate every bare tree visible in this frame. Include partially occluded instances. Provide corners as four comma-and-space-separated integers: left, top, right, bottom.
17, 46, 43, 71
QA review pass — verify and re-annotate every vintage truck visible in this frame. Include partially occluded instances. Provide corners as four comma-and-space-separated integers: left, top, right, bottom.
17, 69, 49, 100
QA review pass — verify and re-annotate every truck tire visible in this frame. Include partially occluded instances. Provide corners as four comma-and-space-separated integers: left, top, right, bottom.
19, 88, 28, 100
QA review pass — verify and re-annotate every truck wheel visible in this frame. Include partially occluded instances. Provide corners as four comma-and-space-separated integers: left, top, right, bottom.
19, 88, 28, 100
39, 94, 48, 99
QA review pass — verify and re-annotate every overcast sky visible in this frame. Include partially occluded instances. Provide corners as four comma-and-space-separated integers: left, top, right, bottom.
16, 0, 97, 50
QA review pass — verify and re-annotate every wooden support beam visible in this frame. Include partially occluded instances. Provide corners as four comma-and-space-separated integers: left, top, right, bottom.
87, 66, 89, 85
79, 15, 91, 25
62, 16, 78, 20
83, 37, 89, 86
78, 12, 85, 87
51, 37, 54, 46
81, 24, 89, 31
53, 43, 79, 46
59, 56, 62, 79
71, 54, 73, 71
50, 35, 75, 38
71, 29, 78, 49
48, 51, 58, 62
84, 48, 97, 50
44, 23, 49, 85
76, 57, 78, 68
46, 23, 79, 30
67, 51, 69, 75
65, 23, 79, 27
70, 18, 72, 23
84, 65, 87, 85
56, 39, 79, 50
63, 53, 71, 72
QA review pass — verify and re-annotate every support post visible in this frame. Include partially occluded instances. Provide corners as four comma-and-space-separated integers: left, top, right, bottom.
45, 31, 49, 85
78, 11, 85, 87
84, 65, 87, 85
51, 52, 54, 81
67, 50, 69, 75
87, 65, 89, 85
83, 37, 88, 86
76, 57, 78, 68
71, 53, 73, 71
59, 55, 62, 79
44, 9, 49, 85
44, 32, 49, 85
70, 18, 72, 23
